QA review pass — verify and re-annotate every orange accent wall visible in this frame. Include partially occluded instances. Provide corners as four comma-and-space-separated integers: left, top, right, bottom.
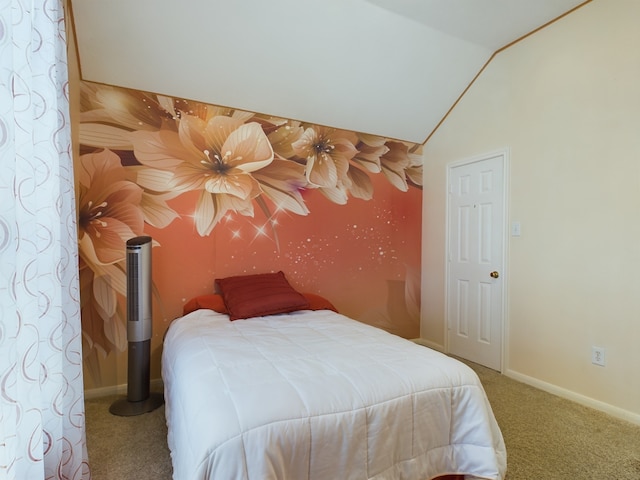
76, 83, 423, 390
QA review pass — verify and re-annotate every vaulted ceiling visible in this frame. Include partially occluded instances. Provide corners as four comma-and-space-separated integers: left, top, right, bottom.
70, 0, 588, 144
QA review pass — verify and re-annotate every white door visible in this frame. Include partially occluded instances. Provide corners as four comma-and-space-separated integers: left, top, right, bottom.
447, 151, 506, 371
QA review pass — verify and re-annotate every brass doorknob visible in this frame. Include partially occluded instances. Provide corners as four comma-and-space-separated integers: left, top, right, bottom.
490, 271, 500, 279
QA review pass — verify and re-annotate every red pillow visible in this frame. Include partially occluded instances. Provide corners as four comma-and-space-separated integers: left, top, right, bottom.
215, 271, 310, 320
182, 294, 228, 316
302, 293, 338, 312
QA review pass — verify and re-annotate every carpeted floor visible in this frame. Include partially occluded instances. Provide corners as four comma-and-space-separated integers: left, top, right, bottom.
84, 360, 640, 479
84, 388, 171, 479
467, 361, 640, 479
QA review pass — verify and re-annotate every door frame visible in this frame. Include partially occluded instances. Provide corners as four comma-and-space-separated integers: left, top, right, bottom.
444, 148, 510, 372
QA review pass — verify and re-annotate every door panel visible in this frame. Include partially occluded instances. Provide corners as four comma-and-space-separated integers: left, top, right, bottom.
447, 152, 505, 371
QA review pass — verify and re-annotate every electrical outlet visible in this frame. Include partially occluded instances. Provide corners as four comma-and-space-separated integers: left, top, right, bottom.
591, 346, 605, 366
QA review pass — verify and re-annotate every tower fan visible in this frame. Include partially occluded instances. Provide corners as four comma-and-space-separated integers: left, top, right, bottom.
110, 236, 164, 416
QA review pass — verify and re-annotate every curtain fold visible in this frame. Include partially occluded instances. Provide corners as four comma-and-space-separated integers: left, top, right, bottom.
0, 0, 89, 478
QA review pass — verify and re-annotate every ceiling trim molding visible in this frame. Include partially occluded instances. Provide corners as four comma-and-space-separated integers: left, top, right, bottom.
422, 0, 593, 146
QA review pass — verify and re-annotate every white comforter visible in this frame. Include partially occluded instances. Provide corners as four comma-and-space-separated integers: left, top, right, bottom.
162, 309, 507, 480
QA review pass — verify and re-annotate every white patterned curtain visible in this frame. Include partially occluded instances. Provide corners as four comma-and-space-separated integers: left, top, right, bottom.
0, 0, 89, 479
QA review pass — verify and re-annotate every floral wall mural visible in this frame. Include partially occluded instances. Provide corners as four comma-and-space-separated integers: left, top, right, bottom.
77, 82, 423, 388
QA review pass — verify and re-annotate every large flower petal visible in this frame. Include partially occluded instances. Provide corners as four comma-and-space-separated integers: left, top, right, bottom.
332, 133, 359, 160
92, 273, 118, 318
203, 168, 260, 199
253, 159, 309, 216
104, 191, 145, 232
353, 142, 387, 173
83, 83, 172, 131
169, 162, 210, 193
347, 166, 374, 200
91, 262, 128, 298
130, 130, 195, 169
381, 165, 409, 192
194, 190, 217, 236
129, 165, 176, 193
203, 115, 245, 156
328, 144, 353, 182
222, 122, 274, 172
318, 184, 348, 205
268, 121, 304, 159
222, 194, 255, 217
78, 149, 127, 189
83, 215, 139, 264
380, 141, 412, 192
79, 123, 135, 150
406, 165, 423, 187
290, 127, 318, 159
88, 179, 141, 211
177, 114, 213, 160
156, 95, 177, 118
140, 192, 181, 228
357, 133, 387, 148
307, 151, 338, 188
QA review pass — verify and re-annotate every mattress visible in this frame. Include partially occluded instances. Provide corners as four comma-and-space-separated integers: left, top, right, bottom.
162, 308, 507, 480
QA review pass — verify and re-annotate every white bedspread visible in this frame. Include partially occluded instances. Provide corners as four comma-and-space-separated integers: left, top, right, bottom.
162, 309, 507, 480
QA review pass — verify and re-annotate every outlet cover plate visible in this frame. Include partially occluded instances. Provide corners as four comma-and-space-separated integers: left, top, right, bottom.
591, 346, 605, 366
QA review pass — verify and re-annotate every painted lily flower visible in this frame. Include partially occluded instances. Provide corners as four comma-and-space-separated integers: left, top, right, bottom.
353, 133, 389, 173
80, 82, 249, 153
267, 120, 305, 160
77, 149, 145, 266
252, 158, 309, 216
79, 83, 180, 152
291, 126, 360, 204
77, 149, 147, 358
129, 114, 275, 236
80, 82, 176, 132
345, 133, 393, 201
380, 141, 423, 191
404, 144, 424, 187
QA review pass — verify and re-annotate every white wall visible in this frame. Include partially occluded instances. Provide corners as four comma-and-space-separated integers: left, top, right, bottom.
421, 0, 640, 423
69, 0, 491, 144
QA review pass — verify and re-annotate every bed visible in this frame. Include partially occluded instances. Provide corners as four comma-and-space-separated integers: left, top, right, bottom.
161, 272, 507, 480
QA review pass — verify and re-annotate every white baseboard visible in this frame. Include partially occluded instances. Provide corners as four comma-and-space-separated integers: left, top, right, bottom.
84, 378, 164, 400
411, 338, 445, 352
505, 369, 640, 427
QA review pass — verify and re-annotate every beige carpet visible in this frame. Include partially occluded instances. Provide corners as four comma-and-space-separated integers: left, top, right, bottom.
467, 361, 640, 479
85, 361, 640, 479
